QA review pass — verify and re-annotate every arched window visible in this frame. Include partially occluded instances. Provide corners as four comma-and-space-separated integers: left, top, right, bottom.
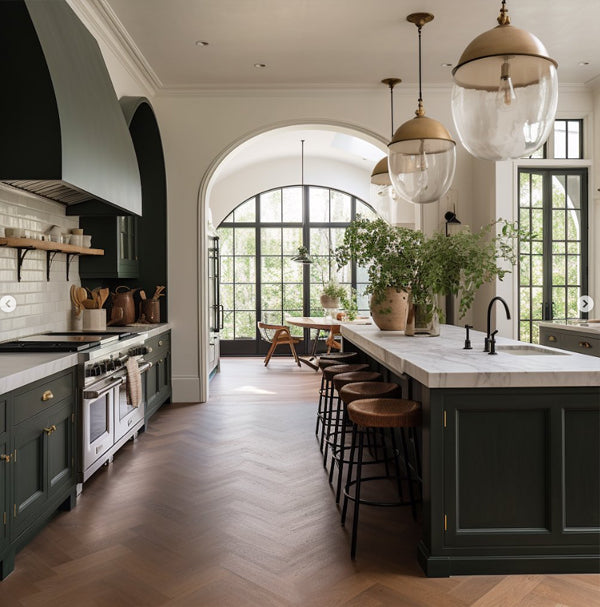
217, 185, 378, 355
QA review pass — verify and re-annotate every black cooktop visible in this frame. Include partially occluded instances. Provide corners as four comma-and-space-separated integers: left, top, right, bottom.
0, 331, 135, 353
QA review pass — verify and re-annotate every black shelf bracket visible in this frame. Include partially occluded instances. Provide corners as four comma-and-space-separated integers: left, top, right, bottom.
46, 250, 58, 281
16, 247, 34, 282
66, 253, 79, 281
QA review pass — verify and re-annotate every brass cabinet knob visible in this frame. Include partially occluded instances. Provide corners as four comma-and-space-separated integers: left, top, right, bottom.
43, 425, 57, 435
548, 335, 557, 342
158, 340, 163, 347
41, 390, 54, 401
579, 341, 592, 349
0, 453, 10, 463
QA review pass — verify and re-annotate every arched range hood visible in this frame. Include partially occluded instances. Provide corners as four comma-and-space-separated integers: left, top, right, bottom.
0, 0, 142, 216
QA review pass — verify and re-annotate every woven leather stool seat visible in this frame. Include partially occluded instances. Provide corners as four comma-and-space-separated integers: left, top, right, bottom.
318, 358, 340, 371
323, 363, 370, 381
340, 382, 401, 405
347, 398, 421, 429
332, 371, 382, 392
320, 352, 357, 362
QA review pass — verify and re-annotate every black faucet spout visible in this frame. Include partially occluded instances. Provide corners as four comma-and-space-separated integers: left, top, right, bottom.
485, 296, 511, 352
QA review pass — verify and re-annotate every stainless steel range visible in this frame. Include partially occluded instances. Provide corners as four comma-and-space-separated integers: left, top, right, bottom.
0, 330, 151, 485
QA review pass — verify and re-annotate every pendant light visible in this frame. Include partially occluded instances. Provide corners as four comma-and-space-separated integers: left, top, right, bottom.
451, 0, 558, 161
371, 77, 401, 193
388, 13, 456, 205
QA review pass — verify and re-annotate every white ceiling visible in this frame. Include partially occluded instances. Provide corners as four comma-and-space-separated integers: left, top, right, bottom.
103, 0, 600, 89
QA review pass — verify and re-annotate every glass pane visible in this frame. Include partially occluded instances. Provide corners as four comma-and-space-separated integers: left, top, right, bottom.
329, 227, 347, 250
552, 241, 565, 255
519, 256, 530, 286
568, 241, 580, 255
310, 229, 331, 255
357, 201, 378, 220
554, 120, 566, 159
567, 255, 580, 285
234, 256, 255, 282
283, 284, 303, 309
235, 311, 256, 339
531, 174, 543, 208
234, 198, 256, 222
552, 210, 565, 240
220, 256, 234, 282
218, 227, 233, 255
330, 190, 351, 222
567, 121, 581, 159
552, 287, 566, 319
262, 311, 283, 325
567, 287, 580, 318
283, 257, 303, 282
220, 284, 233, 309
261, 256, 282, 282
261, 283, 281, 310
234, 228, 256, 255
281, 227, 302, 255
532, 241, 544, 255
261, 228, 281, 255
309, 187, 329, 222
260, 190, 282, 222
519, 287, 531, 320
282, 187, 303, 222
552, 255, 566, 285
234, 283, 255, 308
520, 241, 530, 255
519, 210, 530, 234
567, 175, 581, 209
519, 173, 531, 207
221, 311, 234, 340
519, 320, 531, 343
531, 287, 543, 319
552, 176, 566, 208
531, 323, 540, 344
531, 209, 543, 237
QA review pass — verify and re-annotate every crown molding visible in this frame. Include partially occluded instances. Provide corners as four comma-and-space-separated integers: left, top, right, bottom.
67, 0, 161, 95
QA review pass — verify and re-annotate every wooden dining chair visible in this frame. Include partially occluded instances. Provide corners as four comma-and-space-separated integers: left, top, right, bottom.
326, 326, 342, 353
257, 322, 302, 367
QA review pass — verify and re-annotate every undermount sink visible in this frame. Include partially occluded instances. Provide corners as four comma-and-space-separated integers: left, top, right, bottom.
496, 345, 568, 356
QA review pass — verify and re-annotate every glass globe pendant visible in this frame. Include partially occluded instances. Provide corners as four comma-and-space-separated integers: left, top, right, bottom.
388, 13, 456, 205
451, 0, 558, 161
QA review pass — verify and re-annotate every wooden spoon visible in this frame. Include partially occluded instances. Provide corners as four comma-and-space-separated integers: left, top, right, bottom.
77, 287, 88, 310
98, 288, 109, 308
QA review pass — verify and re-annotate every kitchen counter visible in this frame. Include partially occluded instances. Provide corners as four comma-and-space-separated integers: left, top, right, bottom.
341, 323, 600, 388
0, 323, 172, 394
340, 323, 600, 578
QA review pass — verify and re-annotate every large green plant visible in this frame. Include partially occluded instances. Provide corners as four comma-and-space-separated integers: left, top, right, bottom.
335, 216, 523, 319
334, 217, 424, 306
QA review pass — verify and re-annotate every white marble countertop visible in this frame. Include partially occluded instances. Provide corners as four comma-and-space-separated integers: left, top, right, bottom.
538, 321, 600, 336
341, 323, 600, 388
0, 323, 172, 395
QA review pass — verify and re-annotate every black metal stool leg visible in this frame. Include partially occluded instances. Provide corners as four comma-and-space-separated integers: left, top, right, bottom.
350, 428, 364, 560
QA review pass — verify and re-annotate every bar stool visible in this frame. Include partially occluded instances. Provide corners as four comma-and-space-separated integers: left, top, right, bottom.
331, 381, 402, 503
326, 371, 383, 483
341, 397, 422, 559
319, 363, 370, 457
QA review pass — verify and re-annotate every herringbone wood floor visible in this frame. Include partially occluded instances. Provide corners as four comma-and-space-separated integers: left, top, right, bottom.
0, 357, 598, 606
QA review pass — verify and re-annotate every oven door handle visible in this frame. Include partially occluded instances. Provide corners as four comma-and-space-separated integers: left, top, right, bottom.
83, 376, 125, 400
138, 361, 151, 374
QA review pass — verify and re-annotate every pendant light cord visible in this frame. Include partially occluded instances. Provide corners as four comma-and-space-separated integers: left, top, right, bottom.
301, 139, 304, 186
417, 24, 423, 107
389, 84, 395, 138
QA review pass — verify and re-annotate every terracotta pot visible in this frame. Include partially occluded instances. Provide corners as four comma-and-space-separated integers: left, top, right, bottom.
369, 287, 409, 331
320, 294, 340, 310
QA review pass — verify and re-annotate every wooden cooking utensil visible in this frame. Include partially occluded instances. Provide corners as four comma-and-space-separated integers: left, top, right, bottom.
98, 288, 109, 308
70, 285, 81, 316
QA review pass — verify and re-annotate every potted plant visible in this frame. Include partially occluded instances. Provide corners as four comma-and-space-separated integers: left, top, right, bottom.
334, 217, 423, 330
320, 279, 346, 311
335, 216, 523, 333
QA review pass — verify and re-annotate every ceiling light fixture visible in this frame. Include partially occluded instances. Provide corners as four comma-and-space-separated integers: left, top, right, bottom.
451, 0, 558, 161
195, 40, 209, 47
254, 63, 267, 68
370, 77, 401, 192
292, 140, 313, 264
388, 13, 456, 205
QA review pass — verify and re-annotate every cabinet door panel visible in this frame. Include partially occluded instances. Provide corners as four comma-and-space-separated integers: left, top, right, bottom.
0, 437, 8, 549
12, 420, 46, 539
47, 401, 74, 497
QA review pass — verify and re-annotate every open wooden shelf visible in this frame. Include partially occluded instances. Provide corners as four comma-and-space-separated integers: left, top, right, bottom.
0, 237, 104, 281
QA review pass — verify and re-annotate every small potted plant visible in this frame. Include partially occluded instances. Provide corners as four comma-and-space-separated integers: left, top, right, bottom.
320, 279, 346, 311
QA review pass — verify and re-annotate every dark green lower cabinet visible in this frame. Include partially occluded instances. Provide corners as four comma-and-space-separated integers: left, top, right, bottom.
1, 369, 77, 580
144, 331, 172, 426
418, 386, 600, 576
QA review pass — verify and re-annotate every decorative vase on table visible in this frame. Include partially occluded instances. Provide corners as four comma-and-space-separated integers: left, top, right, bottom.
369, 287, 410, 331
405, 297, 440, 337
320, 294, 340, 319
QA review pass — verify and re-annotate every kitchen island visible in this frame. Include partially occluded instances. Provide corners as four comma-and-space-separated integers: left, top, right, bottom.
340, 323, 600, 577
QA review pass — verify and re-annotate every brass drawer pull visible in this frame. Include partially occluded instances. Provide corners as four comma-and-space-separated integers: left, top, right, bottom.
0, 453, 10, 463
43, 425, 57, 435
579, 341, 592, 349
158, 340, 164, 347
548, 335, 557, 342
41, 390, 54, 401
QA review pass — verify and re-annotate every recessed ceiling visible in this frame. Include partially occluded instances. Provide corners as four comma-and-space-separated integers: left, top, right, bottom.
101, 0, 600, 89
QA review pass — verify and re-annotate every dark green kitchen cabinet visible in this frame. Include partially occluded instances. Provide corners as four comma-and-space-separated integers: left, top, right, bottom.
79, 215, 139, 279
144, 330, 172, 426
0, 368, 77, 580
0, 398, 8, 557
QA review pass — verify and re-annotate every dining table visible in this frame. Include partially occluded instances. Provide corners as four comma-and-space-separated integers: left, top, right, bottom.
285, 316, 370, 370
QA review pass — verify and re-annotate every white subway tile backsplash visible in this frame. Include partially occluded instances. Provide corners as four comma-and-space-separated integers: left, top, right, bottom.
0, 185, 82, 340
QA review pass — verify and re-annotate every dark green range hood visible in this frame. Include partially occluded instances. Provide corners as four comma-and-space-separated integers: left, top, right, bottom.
0, 0, 142, 216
